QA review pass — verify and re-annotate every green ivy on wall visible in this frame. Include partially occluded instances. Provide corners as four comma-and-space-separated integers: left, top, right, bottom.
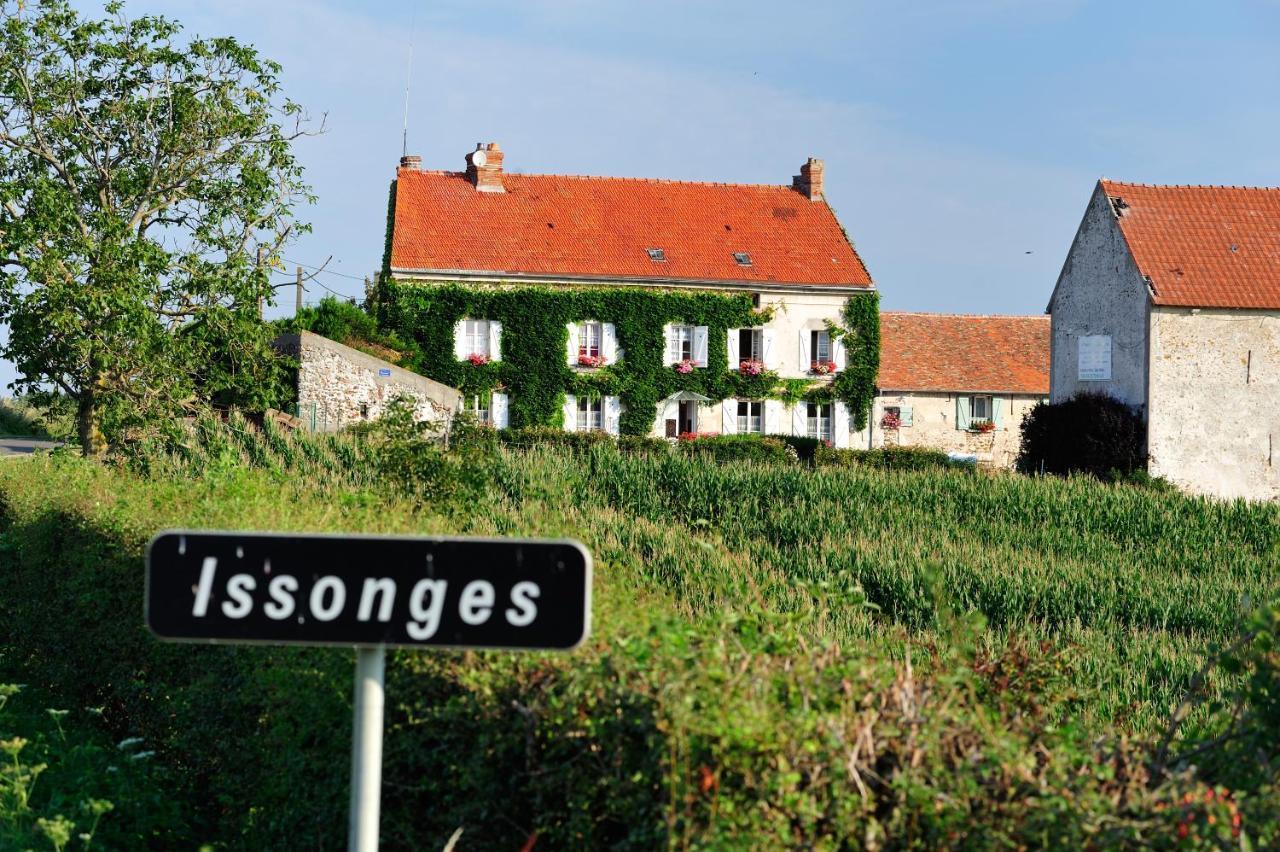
377, 282, 879, 435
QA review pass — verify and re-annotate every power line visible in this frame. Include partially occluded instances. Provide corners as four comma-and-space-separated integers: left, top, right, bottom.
282, 257, 368, 281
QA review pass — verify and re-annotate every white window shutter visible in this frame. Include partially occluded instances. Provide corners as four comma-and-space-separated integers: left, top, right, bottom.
693, 326, 709, 367
563, 394, 577, 432
602, 323, 617, 363
721, 400, 736, 434
833, 335, 847, 371
565, 322, 578, 366
762, 328, 777, 370
453, 320, 468, 360
726, 329, 739, 365
792, 403, 808, 437
662, 324, 676, 366
798, 330, 811, 371
491, 392, 509, 429
488, 321, 502, 362
657, 395, 678, 436
764, 400, 782, 435
833, 402, 850, 448
605, 395, 622, 435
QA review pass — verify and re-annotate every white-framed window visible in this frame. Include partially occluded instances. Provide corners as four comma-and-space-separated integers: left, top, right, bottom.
465, 319, 490, 357
668, 324, 694, 363
577, 396, 603, 432
971, 394, 992, 422
811, 329, 832, 363
807, 402, 833, 441
466, 394, 490, 424
739, 329, 763, 362
578, 321, 602, 359
737, 399, 763, 434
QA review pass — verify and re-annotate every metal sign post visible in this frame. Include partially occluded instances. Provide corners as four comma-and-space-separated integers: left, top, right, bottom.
145, 530, 592, 852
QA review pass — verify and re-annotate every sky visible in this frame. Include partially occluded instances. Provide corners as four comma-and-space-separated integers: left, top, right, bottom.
5, 0, 1280, 392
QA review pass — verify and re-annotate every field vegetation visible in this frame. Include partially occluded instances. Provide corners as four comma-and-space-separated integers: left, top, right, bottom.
0, 420, 1277, 848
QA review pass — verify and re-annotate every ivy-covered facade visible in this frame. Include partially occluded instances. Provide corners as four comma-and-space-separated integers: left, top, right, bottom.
377, 143, 881, 443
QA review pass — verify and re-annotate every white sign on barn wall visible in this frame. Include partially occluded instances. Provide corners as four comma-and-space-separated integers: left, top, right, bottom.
1078, 335, 1112, 381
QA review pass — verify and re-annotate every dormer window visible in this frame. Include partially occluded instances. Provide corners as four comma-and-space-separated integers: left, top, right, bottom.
646, 248, 666, 262
733, 252, 752, 266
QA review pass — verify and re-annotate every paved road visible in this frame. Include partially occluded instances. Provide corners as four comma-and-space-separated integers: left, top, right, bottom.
0, 438, 61, 456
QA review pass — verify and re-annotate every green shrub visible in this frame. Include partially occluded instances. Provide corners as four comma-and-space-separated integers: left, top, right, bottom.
768, 433, 823, 461
285, 296, 419, 364
815, 444, 966, 471
1017, 392, 1147, 479
677, 433, 793, 464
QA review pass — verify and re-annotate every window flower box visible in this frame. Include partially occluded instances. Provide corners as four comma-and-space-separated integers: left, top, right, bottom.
739, 359, 765, 376
880, 412, 902, 429
969, 419, 995, 433
466, 353, 490, 367
577, 353, 607, 368
810, 361, 838, 375
674, 358, 697, 374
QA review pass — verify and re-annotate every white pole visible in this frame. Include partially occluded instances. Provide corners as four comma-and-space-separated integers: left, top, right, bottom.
348, 646, 386, 852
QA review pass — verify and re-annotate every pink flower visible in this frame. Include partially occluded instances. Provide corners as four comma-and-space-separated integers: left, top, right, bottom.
467, 353, 490, 366
577, 353, 607, 368
810, 361, 837, 375
674, 359, 696, 374
739, 359, 764, 376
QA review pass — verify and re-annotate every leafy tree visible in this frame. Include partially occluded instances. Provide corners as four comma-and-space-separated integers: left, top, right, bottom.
0, 0, 314, 453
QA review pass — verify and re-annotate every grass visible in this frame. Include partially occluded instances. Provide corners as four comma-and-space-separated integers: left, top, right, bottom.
0, 425, 1276, 847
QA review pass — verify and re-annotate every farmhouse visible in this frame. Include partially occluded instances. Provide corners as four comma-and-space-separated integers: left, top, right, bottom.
1048, 180, 1280, 500
871, 313, 1049, 467
380, 143, 878, 445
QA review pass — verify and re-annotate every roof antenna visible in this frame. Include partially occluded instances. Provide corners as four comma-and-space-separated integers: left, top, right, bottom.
401, 12, 416, 158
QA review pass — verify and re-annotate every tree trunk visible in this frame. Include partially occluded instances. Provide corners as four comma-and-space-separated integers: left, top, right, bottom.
77, 391, 107, 457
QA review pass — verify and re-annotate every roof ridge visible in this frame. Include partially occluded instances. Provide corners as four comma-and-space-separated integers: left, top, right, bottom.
1101, 178, 1280, 192
401, 168, 797, 192
881, 311, 1049, 320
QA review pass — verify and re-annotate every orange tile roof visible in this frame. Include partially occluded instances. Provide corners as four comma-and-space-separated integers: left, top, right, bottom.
388, 167, 872, 288
878, 313, 1049, 394
1100, 180, 1280, 310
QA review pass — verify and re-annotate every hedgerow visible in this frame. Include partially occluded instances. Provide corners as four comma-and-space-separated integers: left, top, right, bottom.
376, 282, 880, 435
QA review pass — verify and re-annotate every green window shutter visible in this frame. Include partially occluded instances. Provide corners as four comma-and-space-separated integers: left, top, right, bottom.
900, 406, 913, 427
956, 396, 971, 431
992, 397, 1005, 428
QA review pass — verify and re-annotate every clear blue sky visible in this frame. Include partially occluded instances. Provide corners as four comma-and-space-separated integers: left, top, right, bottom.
5, 0, 1280, 392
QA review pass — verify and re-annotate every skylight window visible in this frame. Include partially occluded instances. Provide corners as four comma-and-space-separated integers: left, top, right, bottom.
733, 252, 752, 266
646, 248, 666, 262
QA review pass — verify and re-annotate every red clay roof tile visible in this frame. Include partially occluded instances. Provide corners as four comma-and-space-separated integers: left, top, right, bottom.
389, 167, 872, 288
1100, 180, 1280, 310
878, 313, 1049, 394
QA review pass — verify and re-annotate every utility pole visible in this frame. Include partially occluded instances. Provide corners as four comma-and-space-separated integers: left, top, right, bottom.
296, 266, 305, 314
256, 246, 265, 320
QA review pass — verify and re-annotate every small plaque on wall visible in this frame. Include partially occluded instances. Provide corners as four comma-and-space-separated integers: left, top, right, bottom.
1078, 335, 1112, 381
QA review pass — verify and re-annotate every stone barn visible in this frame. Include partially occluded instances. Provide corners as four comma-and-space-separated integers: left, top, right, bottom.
1048, 180, 1280, 500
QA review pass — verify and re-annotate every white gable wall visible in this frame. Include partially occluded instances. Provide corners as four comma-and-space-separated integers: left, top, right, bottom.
1048, 185, 1151, 410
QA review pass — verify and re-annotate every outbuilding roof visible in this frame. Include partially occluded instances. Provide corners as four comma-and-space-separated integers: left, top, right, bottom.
878, 312, 1049, 394
1100, 180, 1280, 310
387, 149, 872, 289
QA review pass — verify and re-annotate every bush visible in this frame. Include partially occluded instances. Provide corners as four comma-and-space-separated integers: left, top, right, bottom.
768, 433, 823, 461
677, 433, 793, 464
815, 445, 965, 471
1017, 392, 1147, 479
285, 296, 418, 364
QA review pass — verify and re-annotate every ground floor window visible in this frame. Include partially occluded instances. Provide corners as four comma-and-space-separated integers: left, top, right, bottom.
577, 396, 603, 432
971, 394, 992, 422
807, 402, 832, 441
737, 399, 762, 434
468, 394, 490, 424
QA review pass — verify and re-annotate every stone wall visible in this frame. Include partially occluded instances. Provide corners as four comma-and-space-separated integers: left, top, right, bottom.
1147, 307, 1280, 500
867, 390, 1043, 468
276, 331, 463, 433
1048, 184, 1151, 409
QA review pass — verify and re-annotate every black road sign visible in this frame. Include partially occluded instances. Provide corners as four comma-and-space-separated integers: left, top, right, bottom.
146, 530, 591, 650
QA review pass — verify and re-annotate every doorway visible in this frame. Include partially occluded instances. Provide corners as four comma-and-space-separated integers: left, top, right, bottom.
678, 400, 698, 436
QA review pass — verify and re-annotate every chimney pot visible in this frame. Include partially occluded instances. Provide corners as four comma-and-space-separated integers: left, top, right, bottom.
399, 154, 422, 170
792, 156, 824, 200
466, 141, 506, 193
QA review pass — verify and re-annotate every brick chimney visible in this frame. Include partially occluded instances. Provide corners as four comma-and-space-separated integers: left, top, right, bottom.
792, 157, 824, 200
465, 142, 505, 193
399, 154, 422, 170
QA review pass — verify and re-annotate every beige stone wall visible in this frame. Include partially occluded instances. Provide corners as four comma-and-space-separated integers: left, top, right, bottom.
866, 391, 1044, 468
278, 332, 463, 433
1147, 307, 1280, 501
